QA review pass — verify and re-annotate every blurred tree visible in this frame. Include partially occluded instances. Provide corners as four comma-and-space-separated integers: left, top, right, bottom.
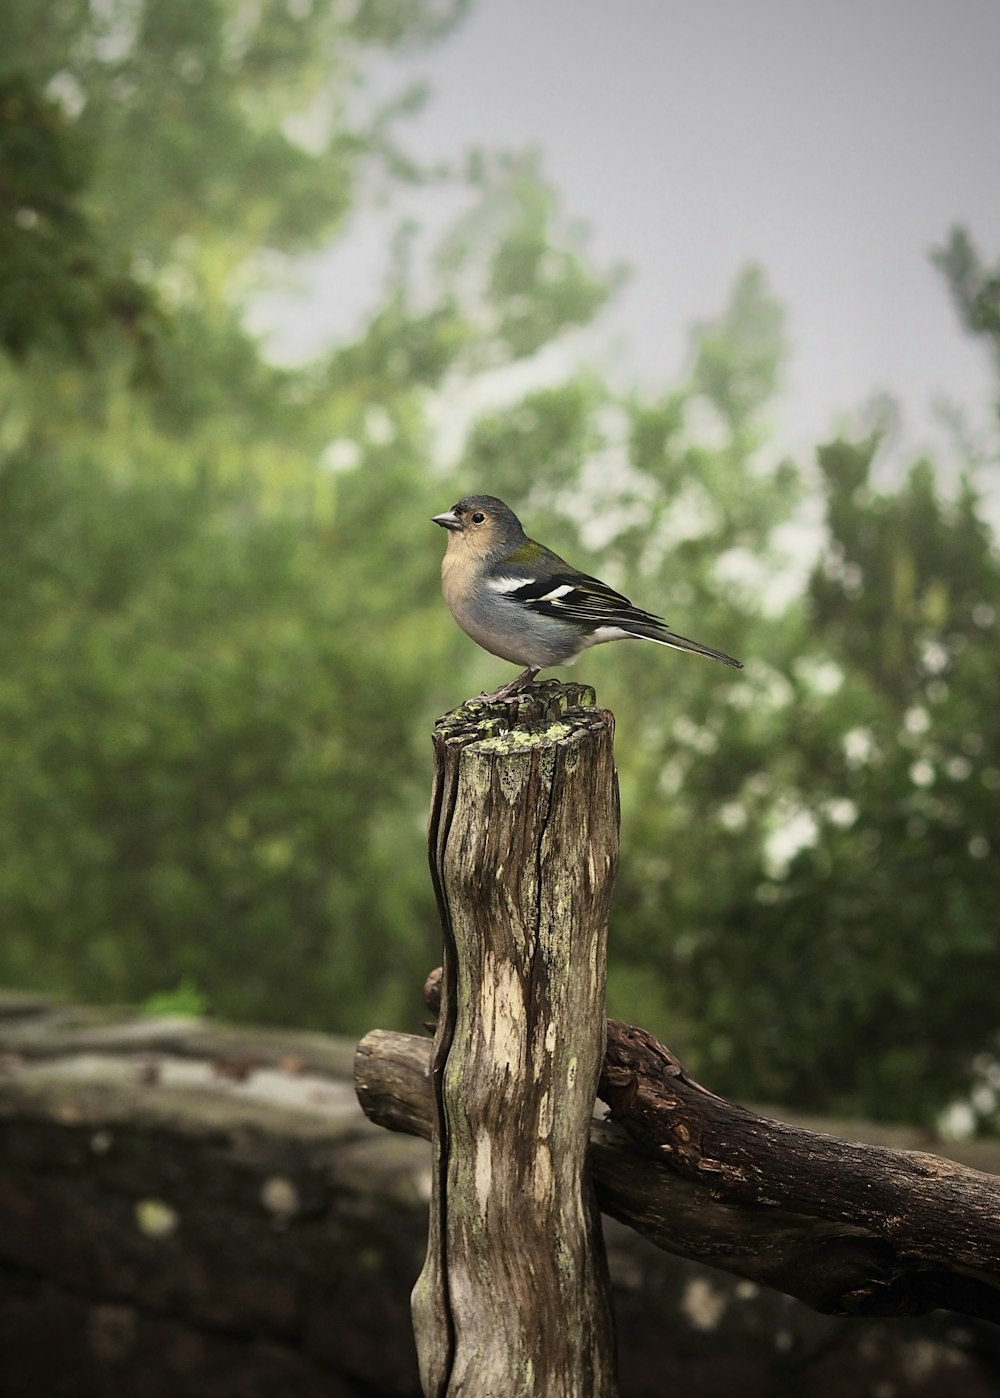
934, 227, 1000, 406
2, 0, 998, 1131
0, 74, 158, 364
0, 0, 621, 1032
461, 253, 1000, 1130
682, 440, 1000, 1125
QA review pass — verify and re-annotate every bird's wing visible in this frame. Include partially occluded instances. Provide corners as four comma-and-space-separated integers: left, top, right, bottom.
489, 557, 742, 667
491, 567, 665, 631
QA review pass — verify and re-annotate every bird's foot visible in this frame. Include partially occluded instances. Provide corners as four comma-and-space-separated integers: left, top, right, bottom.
470, 667, 541, 704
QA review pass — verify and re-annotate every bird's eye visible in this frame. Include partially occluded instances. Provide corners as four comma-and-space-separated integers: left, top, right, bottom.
471, 511, 486, 524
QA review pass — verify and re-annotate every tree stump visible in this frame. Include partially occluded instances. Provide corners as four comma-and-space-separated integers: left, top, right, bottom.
411, 680, 620, 1397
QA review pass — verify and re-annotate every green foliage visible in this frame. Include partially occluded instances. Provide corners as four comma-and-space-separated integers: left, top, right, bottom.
438, 150, 624, 366
485, 165, 618, 359
0, 0, 472, 1035
690, 264, 787, 439
451, 256, 1000, 1131
1, 0, 998, 1132
681, 445, 1000, 1123
0, 75, 158, 364
0, 448, 440, 1029
141, 977, 208, 1019
934, 228, 1000, 367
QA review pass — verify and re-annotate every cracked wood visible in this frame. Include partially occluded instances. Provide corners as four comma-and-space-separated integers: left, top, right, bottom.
411, 681, 621, 1398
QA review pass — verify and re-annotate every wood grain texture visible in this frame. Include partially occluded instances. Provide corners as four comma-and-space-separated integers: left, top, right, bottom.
411, 681, 620, 1397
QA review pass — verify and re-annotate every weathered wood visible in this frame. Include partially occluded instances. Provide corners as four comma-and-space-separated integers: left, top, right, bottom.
355, 1025, 1000, 1326
412, 681, 620, 1397
0, 997, 358, 1078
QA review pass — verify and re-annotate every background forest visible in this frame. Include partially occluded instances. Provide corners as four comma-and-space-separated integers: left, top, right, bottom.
2, 0, 999, 1133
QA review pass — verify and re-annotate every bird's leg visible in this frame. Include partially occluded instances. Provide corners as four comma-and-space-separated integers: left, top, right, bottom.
473, 667, 541, 704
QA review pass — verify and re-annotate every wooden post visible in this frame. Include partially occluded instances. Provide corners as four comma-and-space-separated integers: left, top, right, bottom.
411, 680, 620, 1397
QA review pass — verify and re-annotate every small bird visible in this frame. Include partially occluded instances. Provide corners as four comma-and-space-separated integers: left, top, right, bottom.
432, 495, 742, 698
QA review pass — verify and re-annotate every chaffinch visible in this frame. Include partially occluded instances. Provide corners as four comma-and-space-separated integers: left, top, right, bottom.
433, 494, 742, 697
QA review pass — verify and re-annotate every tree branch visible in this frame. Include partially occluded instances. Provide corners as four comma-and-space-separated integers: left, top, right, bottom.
355, 1021, 1000, 1325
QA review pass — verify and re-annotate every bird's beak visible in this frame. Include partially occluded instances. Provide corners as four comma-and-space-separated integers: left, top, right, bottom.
432, 510, 462, 532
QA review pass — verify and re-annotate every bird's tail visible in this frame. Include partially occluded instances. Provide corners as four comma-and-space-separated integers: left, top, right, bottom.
619, 619, 743, 669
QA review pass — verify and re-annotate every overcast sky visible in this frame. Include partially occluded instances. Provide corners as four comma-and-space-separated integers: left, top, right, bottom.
259, 0, 1000, 472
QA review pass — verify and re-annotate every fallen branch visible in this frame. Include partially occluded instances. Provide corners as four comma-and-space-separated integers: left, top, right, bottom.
355, 1021, 1000, 1325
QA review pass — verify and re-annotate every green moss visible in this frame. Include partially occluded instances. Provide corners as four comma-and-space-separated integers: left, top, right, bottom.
472, 721, 573, 753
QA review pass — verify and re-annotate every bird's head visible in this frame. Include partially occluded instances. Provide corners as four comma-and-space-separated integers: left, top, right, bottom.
432, 495, 526, 562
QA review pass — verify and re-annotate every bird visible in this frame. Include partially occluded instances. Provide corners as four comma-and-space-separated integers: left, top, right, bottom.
432, 494, 742, 698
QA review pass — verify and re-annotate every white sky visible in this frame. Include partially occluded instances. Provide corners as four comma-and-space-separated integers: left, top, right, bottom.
257, 0, 1000, 473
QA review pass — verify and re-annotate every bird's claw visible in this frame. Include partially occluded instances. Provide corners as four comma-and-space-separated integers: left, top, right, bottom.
468, 668, 542, 705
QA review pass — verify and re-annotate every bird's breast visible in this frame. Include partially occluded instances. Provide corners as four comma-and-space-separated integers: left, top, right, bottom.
440, 548, 472, 612
440, 557, 583, 667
